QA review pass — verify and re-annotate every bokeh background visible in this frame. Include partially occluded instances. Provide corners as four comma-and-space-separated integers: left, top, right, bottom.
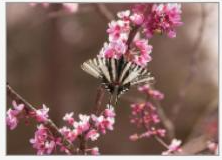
6, 2, 218, 155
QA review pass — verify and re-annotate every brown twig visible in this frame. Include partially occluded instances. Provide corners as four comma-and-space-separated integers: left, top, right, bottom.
171, 4, 207, 119
152, 100, 175, 139
7, 84, 77, 154
94, 4, 114, 22
79, 134, 87, 155
154, 135, 169, 149
173, 135, 209, 155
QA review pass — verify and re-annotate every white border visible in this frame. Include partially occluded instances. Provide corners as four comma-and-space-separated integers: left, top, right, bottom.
0, 1, 221, 160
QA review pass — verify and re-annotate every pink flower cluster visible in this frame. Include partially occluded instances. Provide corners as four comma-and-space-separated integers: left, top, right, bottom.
30, 124, 63, 155
99, 10, 131, 59
99, 3, 182, 67
129, 102, 166, 141
6, 100, 24, 130
132, 3, 183, 38
6, 99, 115, 155
130, 85, 183, 154
30, 3, 79, 13
35, 104, 49, 122
6, 101, 51, 130
99, 10, 153, 67
138, 84, 164, 100
162, 139, 182, 155
129, 84, 169, 142
29, 104, 115, 155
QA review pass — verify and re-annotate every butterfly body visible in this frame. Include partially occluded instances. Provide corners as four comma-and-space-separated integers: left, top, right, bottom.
81, 56, 154, 102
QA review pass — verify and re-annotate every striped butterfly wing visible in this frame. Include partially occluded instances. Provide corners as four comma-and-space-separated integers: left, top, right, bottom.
81, 56, 154, 98
81, 57, 115, 94
117, 61, 154, 97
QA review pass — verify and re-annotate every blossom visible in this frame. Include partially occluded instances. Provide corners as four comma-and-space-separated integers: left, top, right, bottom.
6, 109, 19, 130
91, 147, 99, 155
29, 3, 49, 8
162, 139, 182, 155
129, 133, 139, 141
91, 115, 115, 134
99, 40, 127, 59
73, 114, 90, 134
117, 10, 130, 20
130, 13, 144, 25
6, 100, 25, 130
129, 39, 152, 66
35, 104, 49, 122
86, 129, 100, 141
130, 101, 166, 140
59, 126, 78, 142
30, 124, 58, 155
99, 10, 131, 59
207, 141, 218, 155
138, 84, 164, 100
12, 100, 25, 112
63, 112, 75, 125
143, 3, 183, 38
104, 105, 115, 118
107, 20, 130, 42
62, 3, 79, 13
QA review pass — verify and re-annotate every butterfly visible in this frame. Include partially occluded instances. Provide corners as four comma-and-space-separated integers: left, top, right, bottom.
81, 56, 154, 104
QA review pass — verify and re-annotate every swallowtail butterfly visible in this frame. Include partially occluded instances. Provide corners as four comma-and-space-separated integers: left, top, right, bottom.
81, 56, 154, 103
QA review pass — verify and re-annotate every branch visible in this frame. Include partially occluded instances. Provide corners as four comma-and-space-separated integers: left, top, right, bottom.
152, 100, 175, 139
173, 135, 209, 155
94, 4, 114, 22
171, 4, 207, 118
6, 84, 77, 154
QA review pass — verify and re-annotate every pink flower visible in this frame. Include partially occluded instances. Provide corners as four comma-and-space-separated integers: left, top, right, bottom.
138, 84, 164, 100
130, 39, 152, 66
30, 124, 57, 155
62, 3, 79, 13
99, 10, 132, 59
157, 129, 166, 137
130, 101, 165, 140
6, 100, 25, 130
73, 114, 90, 134
91, 147, 99, 155
104, 105, 115, 118
86, 129, 100, 141
162, 139, 182, 155
99, 40, 127, 59
91, 115, 115, 134
35, 104, 49, 122
132, 4, 151, 14
130, 13, 144, 25
59, 126, 78, 142
207, 141, 218, 154
6, 109, 18, 130
12, 100, 24, 111
107, 20, 130, 42
29, 3, 49, 8
143, 3, 183, 38
63, 112, 75, 125
117, 10, 130, 19
129, 133, 139, 141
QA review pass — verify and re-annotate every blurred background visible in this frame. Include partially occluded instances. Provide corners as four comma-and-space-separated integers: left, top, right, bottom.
6, 2, 218, 155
